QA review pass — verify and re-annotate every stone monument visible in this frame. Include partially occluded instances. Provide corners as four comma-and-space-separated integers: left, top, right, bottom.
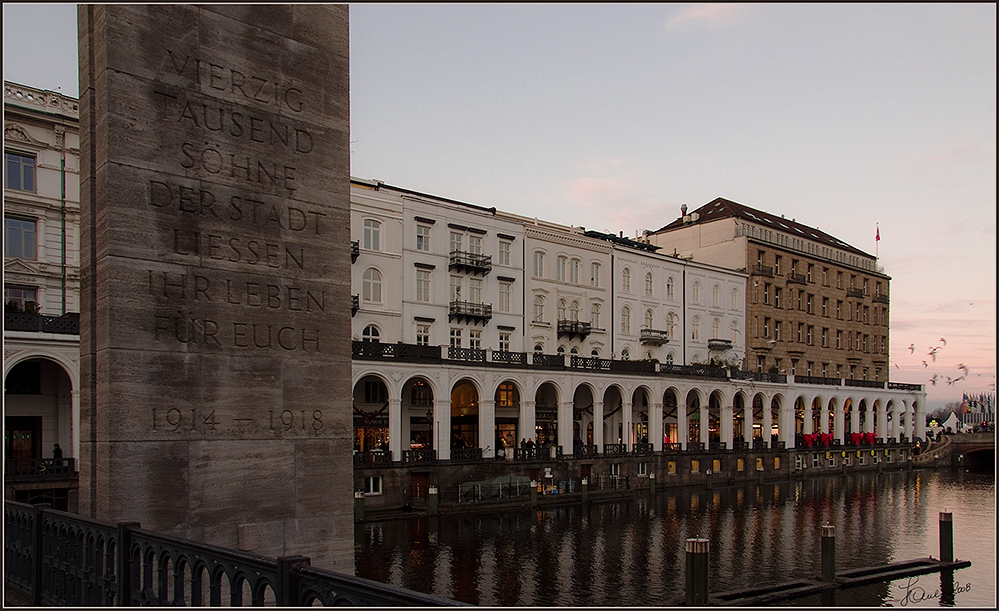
77, 5, 353, 569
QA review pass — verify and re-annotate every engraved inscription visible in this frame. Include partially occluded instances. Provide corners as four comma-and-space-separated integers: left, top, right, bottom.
151, 407, 324, 434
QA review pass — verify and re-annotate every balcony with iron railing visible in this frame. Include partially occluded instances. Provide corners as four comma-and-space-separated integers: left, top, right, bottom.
351, 295, 359, 316
873, 294, 889, 304
751, 263, 774, 277
787, 272, 806, 285
707, 338, 733, 351
448, 300, 492, 324
4, 312, 80, 335
640, 328, 670, 345
351, 240, 359, 263
449, 250, 492, 276
846, 287, 865, 298
557, 320, 591, 339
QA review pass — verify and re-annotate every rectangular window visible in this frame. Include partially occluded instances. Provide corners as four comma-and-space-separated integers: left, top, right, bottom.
637, 462, 647, 476
774, 256, 781, 275
807, 326, 813, 345
690, 459, 699, 474
610, 463, 621, 478
557, 256, 566, 282
822, 328, 828, 347
4, 217, 37, 259
469, 329, 482, 350
836, 330, 842, 349
822, 268, 828, 286
712, 459, 720, 473
4, 286, 37, 311
737, 458, 744, 472
450, 275, 462, 302
450, 328, 462, 348
416, 323, 430, 346
796, 454, 804, 470
498, 240, 511, 266
763, 317, 770, 338
822, 297, 828, 317
416, 270, 430, 302
806, 294, 813, 314
569, 259, 579, 284
363, 219, 380, 251
5, 152, 36, 191
774, 287, 781, 309
364, 380, 387, 403
591, 263, 600, 287
797, 323, 803, 343
533, 252, 545, 278
668, 461, 677, 475
764, 283, 770, 305
499, 331, 511, 352
468, 278, 482, 303
468, 235, 482, 255
807, 264, 813, 283
498, 281, 511, 312
363, 475, 382, 495
450, 231, 463, 253
416, 224, 431, 251
774, 320, 782, 341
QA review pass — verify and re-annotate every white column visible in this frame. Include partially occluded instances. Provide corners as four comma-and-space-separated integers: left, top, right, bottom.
803, 400, 813, 435
850, 402, 860, 436
435, 398, 451, 461
593, 400, 605, 450
833, 401, 844, 441
698, 403, 708, 446
761, 397, 771, 448
721, 402, 733, 450
819, 401, 829, 435
71, 389, 81, 462
521, 399, 536, 447
479, 399, 496, 458
677, 401, 687, 450
388, 398, 403, 459
914, 400, 926, 440
651, 402, 664, 451
558, 401, 573, 454
622, 401, 633, 449
781, 402, 794, 447
877, 401, 888, 439
743, 401, 754, 445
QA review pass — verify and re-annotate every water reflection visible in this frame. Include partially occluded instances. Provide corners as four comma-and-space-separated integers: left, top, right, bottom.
355, 470, 994, 607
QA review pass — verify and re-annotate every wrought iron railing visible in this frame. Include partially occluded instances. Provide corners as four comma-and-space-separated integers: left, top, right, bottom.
888, 382, 923, 391
846, 287, 865, 298
448, 300, 492, 323
732, 370, 787, 383
795, 375, 841, 386
845, 379, 885, 389
787, 272, 806, 285
751, 264, 774, 277
569, 355, 612, 371
872, 294, 889, 304
448, 250, 492, 275
402, 450, 436, 464
640, 329, 670, 344
660, 363, 728, 378
449, 448, 483, 463
632, 443, 654, 455
447, 346, 487, 362
532, 352, 565, 368
4, 312, 80, 335
603, 443, 626, 455
491, 350, 527, 365
4, 501, 465, 607
556, 320, 591, 338
353, 451, 392, 466
5, 458, 77, 480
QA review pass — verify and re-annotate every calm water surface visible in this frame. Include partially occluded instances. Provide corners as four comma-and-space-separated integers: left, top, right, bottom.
355, 469, 995, 607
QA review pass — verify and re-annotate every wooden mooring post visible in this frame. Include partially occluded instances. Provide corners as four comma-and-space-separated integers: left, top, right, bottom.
685, 538, 710, 606
702, 514, 971, 606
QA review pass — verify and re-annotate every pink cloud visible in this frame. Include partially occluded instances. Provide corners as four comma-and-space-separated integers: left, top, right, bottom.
666, 3, 747, 30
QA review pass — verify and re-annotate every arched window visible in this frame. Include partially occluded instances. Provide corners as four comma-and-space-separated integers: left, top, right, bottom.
533, 251, 545, 278
570, 301, 580, 321
362, 268, 382, 302
569, 259, 580, 283
645, 272, 654, 296
666, 276, 675, 300
533, 295, 545, 322
644, 309, 654, 329
534, 344, 544, 353
362, 325, 380, 342
363, 219, 381, 250
647, 351, 654, 360
557, 345, 566, 355
591, 349, 600, 357
591, 303, 601, 327
692, 315, 701, 340
692, 281, 701, 303
557, 256, 567, 281
731, 287, 739, 309
621, 306, 631, 334
570, 346, 579, 355
622, 268, 631, 292
712, 284, 721, 307
621, 348, 631, 360
666, 312, 677, 339
557, 299, 567, 320
665, 353, 674, 365
712, 318, 720, 339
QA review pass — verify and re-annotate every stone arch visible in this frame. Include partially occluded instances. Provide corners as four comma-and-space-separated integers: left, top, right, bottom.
534, 381, 560, 446
686, 388, 704, 445
572, 383, 597, 446
4, 352, 79, 464
662, 386, 681, 446
733, 391, 750, 446
602, 384, 625, 446
631, 384, 653, 446
402, 375, 435, 452
811, 396, 824, 434
493, 379, 522, 452
352, 372, 391, 452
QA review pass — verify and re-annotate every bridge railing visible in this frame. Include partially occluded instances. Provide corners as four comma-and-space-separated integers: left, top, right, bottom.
4, 501, 466, 607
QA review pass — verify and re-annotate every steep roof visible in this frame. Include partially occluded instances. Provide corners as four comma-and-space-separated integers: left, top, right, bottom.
654, 197, 873, 258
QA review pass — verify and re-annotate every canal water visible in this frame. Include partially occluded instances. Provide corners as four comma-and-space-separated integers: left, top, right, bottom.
355, 468, 995, 607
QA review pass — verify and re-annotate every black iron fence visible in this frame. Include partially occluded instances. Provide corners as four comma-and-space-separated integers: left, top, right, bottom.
4, 501, 465, 607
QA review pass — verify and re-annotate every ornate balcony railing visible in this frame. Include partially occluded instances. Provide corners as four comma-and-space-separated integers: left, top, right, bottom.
872, 294, 889, 304
570, 355, 612, 371
751, 264, 774, 277
707, 338, 733, 351
557, 320, 591, 339
795, 375, 841, 386
611, 359, 656, 374
4, 501, 465, 607
353, 451, 392, 466
5, 458, 77, 480
532, 352, 565, 368
732, 370, 787, 383
846, 287, 865, 298
632, 443, 654, 455
787, 272, 806, 285
492, 350, 527, 365
350, 240, 359, 263
448, 301, 492, 324
888, 382, 923, 391
640, 329, 670, 345
448, 346, 487, 362
845, 378, 885, 389
402, 449, 436, 464
603, 443, 627, 455
4, 313, 80, 335
449, 250, 492, 276
450, 448, 483, 463
660, 363, 729, 379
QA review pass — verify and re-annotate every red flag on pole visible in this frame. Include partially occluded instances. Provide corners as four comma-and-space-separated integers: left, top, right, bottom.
875, 224, 880, 241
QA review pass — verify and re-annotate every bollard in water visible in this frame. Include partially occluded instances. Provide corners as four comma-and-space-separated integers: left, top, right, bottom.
939, 512, 953, 563
821, 524, 836, 582
530, 480, 538, 507
685, 538, 710, 606
354, 491, 364, 522
581, 477, 589, 503
428, 486, 439, 515
648, 472, 655, 495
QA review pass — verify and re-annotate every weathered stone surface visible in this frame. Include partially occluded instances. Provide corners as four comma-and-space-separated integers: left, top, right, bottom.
78, 4, 352, 569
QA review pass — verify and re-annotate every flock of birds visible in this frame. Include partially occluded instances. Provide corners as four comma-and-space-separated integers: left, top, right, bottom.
893, 338, 977, 386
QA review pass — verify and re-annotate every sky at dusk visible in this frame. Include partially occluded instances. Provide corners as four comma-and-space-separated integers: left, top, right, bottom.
4, 3, 995, 409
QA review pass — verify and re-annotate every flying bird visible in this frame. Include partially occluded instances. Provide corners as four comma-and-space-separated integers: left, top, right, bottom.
921, 361, 928, 368
958, 364, 969, 376
929, 374, 939, 386
908, 344, 915, 354
928, 347, 939, 361
939, 338, 947, 346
